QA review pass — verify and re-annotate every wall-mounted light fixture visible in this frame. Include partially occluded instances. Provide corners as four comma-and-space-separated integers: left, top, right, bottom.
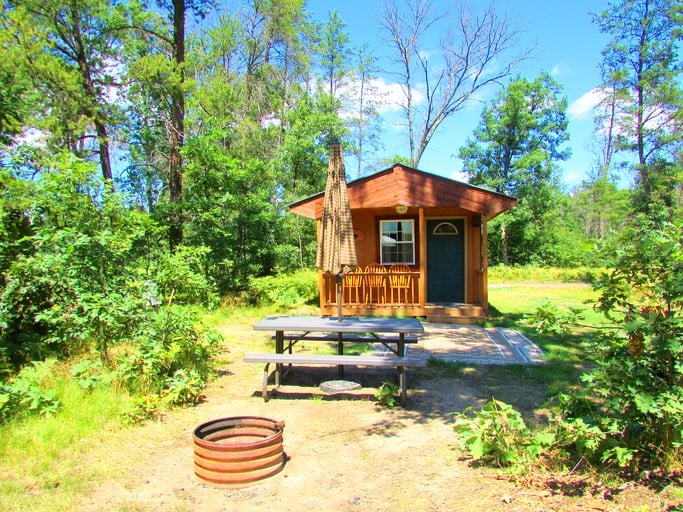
395, 204, 408, 214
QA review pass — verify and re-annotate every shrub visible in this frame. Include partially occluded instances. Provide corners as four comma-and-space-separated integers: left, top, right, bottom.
374, 381, 399, 407
488, 265, 605, 284
453, 398, 556, 468
0, 360, 61, 422
152, 245, 218, 308
248, 269, 318, 307
557, 218, 683, 472
116, 305, 222, 404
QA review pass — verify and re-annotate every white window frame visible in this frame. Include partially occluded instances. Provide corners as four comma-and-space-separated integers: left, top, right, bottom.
379, 219, 415, 265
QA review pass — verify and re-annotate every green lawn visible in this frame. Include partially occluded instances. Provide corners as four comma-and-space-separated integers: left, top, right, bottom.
482, 281, 606, 394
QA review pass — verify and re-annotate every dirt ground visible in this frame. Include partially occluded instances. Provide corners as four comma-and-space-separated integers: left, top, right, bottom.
78, 322, 682, 512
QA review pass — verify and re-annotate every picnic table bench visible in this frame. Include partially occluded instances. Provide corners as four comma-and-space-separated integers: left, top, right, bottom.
243, 352, 426, 406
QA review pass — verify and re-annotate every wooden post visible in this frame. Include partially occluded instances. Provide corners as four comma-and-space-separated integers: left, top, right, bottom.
419, 207, 426, 310
317, 219, 325, 311
481, 217, 489, 314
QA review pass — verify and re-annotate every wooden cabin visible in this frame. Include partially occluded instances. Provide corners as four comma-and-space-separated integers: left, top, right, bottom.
289, 164, 517, 324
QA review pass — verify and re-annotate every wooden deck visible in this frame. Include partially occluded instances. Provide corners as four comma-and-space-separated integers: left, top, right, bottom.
320, 268, 486, 324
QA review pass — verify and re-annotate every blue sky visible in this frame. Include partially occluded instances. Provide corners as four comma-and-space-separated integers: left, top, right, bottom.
305, 0, 614, 188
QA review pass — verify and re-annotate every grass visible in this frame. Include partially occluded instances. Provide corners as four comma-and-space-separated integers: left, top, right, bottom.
0, 375, 132, 512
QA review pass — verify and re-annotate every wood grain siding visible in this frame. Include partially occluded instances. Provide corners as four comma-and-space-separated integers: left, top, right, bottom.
290, 164, 516, 219
290, 163, 516, 322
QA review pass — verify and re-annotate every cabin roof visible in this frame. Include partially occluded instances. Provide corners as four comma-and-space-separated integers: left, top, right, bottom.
289, 164, 517, 220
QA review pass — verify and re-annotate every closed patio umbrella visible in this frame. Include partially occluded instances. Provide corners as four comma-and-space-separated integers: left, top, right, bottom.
316, 141, 358, 322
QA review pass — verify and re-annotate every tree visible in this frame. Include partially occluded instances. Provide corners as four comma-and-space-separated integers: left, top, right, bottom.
380, 0, 528, 167
347, 43, 384, 177
318, 11, 350, 99
459, 74, 572, 265
593, 0, 683, 211
122, 0, 215, 250
571, 174, 631, 242
0, 0, 131, 182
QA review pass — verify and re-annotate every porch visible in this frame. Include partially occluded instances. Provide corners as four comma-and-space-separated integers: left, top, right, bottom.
320, 266, 486, 324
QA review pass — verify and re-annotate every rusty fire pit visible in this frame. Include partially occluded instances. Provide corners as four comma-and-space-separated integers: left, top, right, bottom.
193, 416, 285, 487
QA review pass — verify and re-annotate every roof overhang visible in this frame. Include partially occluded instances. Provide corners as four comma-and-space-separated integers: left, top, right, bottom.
289, 164, 517, 220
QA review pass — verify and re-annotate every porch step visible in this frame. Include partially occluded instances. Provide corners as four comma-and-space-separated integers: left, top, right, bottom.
425, 314, 485, 325
424, 304, 486, 325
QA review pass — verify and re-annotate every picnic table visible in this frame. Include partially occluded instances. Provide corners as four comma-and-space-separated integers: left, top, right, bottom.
248, 315, 425, 405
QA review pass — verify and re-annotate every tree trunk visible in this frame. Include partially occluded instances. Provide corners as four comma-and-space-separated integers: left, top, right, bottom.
500, 223, 509, 265
169, 0, 186, 251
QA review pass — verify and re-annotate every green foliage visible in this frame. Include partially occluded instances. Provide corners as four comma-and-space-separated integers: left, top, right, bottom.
525, 299, 584, 335
460, 73, 570, 197
160, 369, 205, 406
571, 176, 631, 244
116, 305, 222, 400
248, 269, 319, 308
71, 359, 112, 391
183, 137, 284, 292
558, 218, 683, 471
453, 398, 555, 468
594, 0, 682, 177
0, 360, 60, 422
488, 265, 605, 283
0, 162, 150, 366
459, 74, 581, 266
374, 381, 399, 407
153, 245, 218, 307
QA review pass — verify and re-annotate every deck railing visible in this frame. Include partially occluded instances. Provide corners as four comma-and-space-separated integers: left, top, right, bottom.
322, 265, 420, 308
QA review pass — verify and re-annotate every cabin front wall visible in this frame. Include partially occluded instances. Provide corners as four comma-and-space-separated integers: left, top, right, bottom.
319, 206, 488, 322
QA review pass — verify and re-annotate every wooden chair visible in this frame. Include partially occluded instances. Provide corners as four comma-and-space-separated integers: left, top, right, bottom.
389, 264, 413, 305
364, 264, 387, 304
342, 269, 365, 305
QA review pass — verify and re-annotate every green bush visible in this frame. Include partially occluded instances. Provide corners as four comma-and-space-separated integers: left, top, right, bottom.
557, 219, 683, 472
0, 360, 61, 422
453, 398, 556, 468
374, 381, 399, 407
152, 245, 219, 308
248, 269, 318, 307
116, 305, 222, 401
488, 265, 605, 283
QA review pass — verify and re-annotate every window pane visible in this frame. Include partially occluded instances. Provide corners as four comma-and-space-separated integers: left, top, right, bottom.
379, 219, 415, 264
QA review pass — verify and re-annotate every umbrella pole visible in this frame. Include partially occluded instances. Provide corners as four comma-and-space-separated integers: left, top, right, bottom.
336, 272, 343, 322
336, 272, 344, 377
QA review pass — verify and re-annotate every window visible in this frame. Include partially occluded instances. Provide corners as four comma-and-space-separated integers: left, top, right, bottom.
380, 220, 415, 264
432, 222, 459, 236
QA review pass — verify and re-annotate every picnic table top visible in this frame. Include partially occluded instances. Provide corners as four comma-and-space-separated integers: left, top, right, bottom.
253, 315, 424, 334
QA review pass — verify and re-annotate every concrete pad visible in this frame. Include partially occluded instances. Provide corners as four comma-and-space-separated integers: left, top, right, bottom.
369, 322, 544, 365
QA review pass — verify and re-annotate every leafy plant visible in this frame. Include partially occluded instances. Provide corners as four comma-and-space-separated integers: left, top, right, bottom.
453, 398, 558, 469
160, 369, 204, 406
525, 299, 584, 335
248, 270, 319, 308
558, 218, 683, 471
123, 395, 162, 425
374, 381, 399, 407
0, 360, 61, 422
115, 305, 222, 418
71, 360, 113, 391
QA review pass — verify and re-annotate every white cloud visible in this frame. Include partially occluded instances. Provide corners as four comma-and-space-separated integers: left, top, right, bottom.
551, 64, 564, 76
339, 76, 425, 116
568, 88, 606, 120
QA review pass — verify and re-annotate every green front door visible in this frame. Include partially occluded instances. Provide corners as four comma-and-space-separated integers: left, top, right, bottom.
426, 218, 465, 303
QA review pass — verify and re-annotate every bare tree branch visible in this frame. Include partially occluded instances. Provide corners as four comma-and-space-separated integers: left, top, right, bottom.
381, 0, 531, 167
